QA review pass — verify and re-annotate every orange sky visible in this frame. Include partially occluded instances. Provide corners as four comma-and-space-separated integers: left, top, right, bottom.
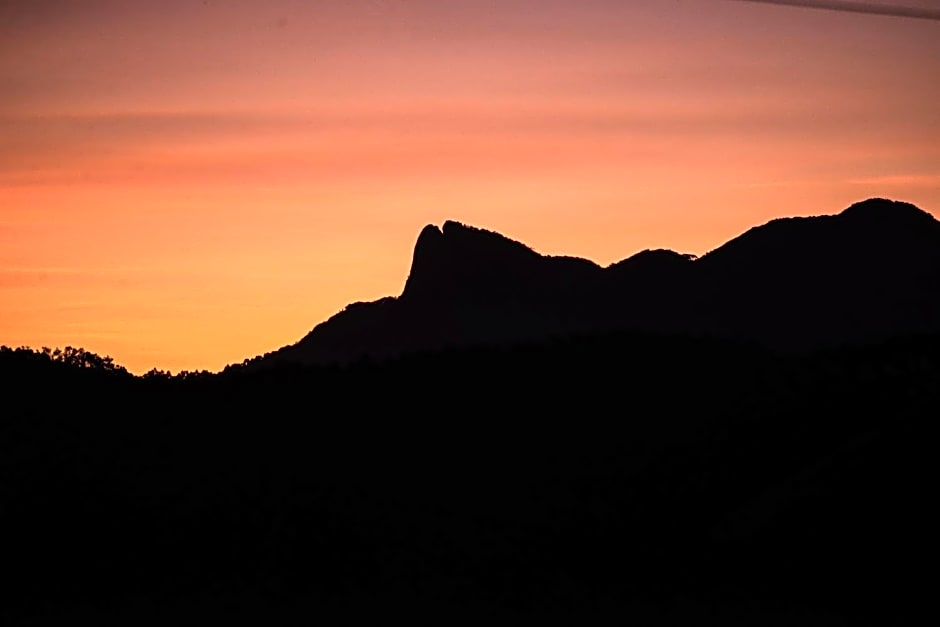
2, 0, 939, 373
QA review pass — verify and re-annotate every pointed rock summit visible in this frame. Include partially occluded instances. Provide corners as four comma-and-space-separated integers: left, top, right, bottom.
402, 224, 445, 298
401, 220, 544, 302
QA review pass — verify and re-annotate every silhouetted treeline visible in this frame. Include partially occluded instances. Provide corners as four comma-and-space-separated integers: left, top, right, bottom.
1, 333, 936, 624
2, 344, 129, 373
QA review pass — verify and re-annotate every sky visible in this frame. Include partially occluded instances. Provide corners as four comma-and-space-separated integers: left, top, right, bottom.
2, 0, 939, 374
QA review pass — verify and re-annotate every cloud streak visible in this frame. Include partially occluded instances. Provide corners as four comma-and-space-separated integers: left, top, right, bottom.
729, 0, 940, 21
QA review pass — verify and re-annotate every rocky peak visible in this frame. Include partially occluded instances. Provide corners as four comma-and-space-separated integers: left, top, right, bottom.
401, 221, 542, 302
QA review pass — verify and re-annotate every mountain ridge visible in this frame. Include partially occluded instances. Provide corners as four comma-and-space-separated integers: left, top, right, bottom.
253, 197, 939, 369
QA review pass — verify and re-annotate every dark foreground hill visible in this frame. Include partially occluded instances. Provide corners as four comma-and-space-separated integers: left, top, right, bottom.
2, 330, 936, 625
256, 198, 940, 369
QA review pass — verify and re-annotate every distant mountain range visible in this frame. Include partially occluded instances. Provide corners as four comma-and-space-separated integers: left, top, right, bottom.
5, 197, 938, 623
253, 198, 940, 368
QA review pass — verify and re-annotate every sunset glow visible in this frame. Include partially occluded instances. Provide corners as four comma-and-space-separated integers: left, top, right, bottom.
3, 0, 939, 373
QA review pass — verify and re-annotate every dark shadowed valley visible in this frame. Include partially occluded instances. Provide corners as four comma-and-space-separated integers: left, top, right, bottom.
2, 198, 937, 625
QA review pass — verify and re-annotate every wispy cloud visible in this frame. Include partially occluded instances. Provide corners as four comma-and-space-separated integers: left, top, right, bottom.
1, 98, 930, 188
848, 174, 940, 186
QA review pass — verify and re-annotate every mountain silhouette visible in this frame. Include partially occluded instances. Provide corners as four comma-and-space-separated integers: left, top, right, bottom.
4, 198, 938, 624
258, 198, 940, 367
